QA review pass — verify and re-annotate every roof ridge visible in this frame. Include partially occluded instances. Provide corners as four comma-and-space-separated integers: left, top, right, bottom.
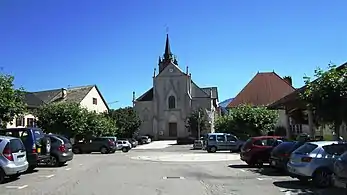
271, 72, 296, 90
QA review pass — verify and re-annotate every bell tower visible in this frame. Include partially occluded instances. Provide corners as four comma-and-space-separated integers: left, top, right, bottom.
158, 34, 178, 72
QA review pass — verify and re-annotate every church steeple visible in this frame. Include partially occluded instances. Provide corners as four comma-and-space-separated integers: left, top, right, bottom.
158, 34, 177, 73
163, 34, 173, 60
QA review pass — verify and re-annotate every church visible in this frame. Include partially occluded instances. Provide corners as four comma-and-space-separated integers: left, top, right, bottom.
133, 35, 219, 140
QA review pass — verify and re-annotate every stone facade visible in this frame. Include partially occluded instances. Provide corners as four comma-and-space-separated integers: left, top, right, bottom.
134, 35, 218, 140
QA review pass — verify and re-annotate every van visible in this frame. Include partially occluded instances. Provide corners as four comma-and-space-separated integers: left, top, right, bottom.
205, 133, 244, 153
0, 128, 51, 171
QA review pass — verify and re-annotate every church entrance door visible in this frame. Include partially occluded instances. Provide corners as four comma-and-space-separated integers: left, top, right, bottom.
168, 122, 177, 137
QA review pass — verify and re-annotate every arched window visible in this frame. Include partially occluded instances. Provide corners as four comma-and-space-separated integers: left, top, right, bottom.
168, 96, 176, 109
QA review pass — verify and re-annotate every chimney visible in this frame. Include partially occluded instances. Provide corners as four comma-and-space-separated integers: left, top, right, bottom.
283, 76, 292, 86
61, 88, 67, 98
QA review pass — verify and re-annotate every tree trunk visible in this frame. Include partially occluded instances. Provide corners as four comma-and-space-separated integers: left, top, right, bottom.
334, 121, 341, 140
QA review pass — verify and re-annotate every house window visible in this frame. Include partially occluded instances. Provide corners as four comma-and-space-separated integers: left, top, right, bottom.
26, 118, 34, 127
168, 96, 175, 109
15, 116, 25, 127
93, 98, 97, 105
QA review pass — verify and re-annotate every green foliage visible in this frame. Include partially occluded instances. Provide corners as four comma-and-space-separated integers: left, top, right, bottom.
186, 108, 210, 138
0, 73, 26, 127
107, 107, 141, 138
301, 64, 347, 135
215, 104, 278, 139
35, 102, 117, 138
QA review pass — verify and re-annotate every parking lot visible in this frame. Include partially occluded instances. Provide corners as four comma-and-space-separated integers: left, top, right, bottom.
0, 143, 346, 195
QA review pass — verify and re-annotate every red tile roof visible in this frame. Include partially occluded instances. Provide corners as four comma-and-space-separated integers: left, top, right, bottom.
227, 72, 295, 107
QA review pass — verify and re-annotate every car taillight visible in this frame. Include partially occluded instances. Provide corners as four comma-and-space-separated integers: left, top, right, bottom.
301, 157, 312, 162
32, 143, 37, 153
3, 144, 13, 161
282, 153, 290, 157
58, 144, 66, 152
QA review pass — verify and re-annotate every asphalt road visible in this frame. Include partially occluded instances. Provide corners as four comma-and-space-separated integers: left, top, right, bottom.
0, 144, 346, 195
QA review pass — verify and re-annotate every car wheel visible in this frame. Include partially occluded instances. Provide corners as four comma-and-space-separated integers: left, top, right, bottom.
313, 168, 332, 188
73, 147, 81, 154
8, 173, 21, 180
209, 146, 217, 153
0, 169, 5, 184
122, 147, 129, 153
49, 155, 59, 167
100, 147, 108, 154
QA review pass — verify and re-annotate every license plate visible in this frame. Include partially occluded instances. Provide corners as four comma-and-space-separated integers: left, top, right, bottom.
37, 148, 41, 153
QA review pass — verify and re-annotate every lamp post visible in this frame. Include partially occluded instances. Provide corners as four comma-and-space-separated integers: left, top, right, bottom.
198, 111, 201, 140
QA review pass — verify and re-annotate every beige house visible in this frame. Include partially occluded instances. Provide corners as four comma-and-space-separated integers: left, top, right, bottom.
134, 35, 219, 140
7, 85, 109, 128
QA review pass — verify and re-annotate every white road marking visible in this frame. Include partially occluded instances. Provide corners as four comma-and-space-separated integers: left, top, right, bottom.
257, 177, 273, 181
6, 185, 29, 189
45, 174, 55, 178
65, 168, 71, 171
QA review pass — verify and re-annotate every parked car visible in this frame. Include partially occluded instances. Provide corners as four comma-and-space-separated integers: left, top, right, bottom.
137, 136, 151, 144
0, 128, 51, 171
270, 141, 306, 171
123, 138, 138, 148
46, 134, 73, 167
287, 141, 347, 188
72, 137, 116, 154
116, 140, 132, 152
333, 150, 347, 187
177, 137, 195, 145
193, 140, 204, 150
0, 136, 29, 183
240, 136, 286, 166
206, 133, 244, 153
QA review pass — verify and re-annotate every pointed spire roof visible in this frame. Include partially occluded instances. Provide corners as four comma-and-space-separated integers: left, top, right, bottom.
164, 34, 173, 59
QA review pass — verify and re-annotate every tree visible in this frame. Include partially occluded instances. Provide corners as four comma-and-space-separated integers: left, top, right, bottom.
0, 73, 26, 127
35, 102, 117, 138
186, 108, 210, 138
108, 107, 141, 138
215, 104, 278, 139
301, 64, 347, 138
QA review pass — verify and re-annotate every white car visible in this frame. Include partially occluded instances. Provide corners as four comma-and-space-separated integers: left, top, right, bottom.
116, 140, 132, 152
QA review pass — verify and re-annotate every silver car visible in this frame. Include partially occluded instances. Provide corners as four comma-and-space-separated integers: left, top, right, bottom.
287, 141, 347, 188
0, 136, 29, 183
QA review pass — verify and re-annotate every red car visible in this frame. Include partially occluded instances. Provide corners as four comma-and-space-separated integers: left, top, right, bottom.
240, 136, 286, 166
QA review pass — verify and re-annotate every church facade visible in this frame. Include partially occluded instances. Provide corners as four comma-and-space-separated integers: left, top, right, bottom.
133, 35, 219, 140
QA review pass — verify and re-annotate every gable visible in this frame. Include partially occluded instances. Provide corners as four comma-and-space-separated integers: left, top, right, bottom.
79, 86, 109, 112
156, 62, 185, 78
136, 88, 153, 101
228, 72, 295, 107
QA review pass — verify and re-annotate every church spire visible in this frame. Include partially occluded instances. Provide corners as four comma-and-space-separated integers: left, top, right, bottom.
163, 34, 173, 60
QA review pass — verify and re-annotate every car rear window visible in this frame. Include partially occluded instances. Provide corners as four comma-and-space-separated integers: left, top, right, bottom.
56, 135, 71, 144
33, 129, 44, 141
295, 143, 318, 154
323, 144, 347, 156
253, 138, 277, 146
272, 142, 296, 153
10, 139, 25, 152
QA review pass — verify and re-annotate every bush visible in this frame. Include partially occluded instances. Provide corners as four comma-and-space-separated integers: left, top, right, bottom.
215, 104, 278, 139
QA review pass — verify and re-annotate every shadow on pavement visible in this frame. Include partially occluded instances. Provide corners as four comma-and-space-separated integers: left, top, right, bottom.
250, 167, 288, 177
23, 169, 38, 175
273, 180, 347, 195
228, 164, 257, 169
2, 177, 20, 184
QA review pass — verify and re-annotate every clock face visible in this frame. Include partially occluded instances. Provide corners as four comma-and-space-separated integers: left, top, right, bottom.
169, 68, 173, 72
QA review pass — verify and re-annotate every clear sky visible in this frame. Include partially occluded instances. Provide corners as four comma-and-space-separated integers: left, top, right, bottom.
1, 0, 346, 108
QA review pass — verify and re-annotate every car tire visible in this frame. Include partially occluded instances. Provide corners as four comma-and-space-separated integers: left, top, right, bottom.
49, 155, 60, 167
313, 168, 332, 188
122, 147, 129, 153
0, 169, 5, 184
209, 146, 217, 153
73, 147, 82, 154
100, 147, 108, 154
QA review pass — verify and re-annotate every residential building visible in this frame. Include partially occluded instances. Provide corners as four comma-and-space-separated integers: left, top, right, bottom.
133, 34, 219, 140
227, 72, 296, 131
7, 85, 109, 128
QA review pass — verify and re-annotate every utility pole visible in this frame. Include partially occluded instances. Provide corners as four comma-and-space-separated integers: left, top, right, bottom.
197, 111, 201, 140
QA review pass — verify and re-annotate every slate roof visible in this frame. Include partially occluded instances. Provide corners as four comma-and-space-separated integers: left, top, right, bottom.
228, 72, 295, 107
23, 85, 107, 109
136, 82, 218, 101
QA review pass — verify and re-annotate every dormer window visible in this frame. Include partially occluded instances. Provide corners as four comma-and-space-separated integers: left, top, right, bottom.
168, 96, 176, 109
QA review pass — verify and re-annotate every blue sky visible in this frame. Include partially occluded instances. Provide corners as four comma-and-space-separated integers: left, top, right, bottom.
1, 1, 346, 108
